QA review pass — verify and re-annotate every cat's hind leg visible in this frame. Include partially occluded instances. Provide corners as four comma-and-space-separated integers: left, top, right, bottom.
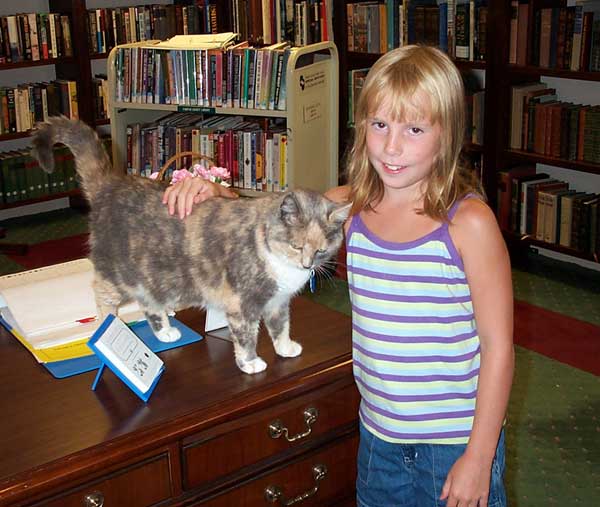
93, 275, 123, 322
226, 312, 266, 374
263, 300, 302, 358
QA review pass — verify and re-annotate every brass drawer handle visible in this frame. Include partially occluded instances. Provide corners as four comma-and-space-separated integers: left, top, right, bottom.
83, 491, 104, 507
268, 407, 318, 442
264, 464, 327, 505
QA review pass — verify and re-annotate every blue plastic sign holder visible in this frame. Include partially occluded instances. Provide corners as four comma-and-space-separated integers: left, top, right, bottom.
89, 314, 165, 403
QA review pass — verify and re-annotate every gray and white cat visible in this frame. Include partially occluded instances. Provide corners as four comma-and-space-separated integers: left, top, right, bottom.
31, 117, 350, 374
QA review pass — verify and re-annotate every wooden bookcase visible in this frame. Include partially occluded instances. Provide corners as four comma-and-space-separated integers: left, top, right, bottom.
486, 0, 600, 264
0, 0, 91, 211
106, 40, 340, 193
333, 0, 600, 265
0, 0, 226, 213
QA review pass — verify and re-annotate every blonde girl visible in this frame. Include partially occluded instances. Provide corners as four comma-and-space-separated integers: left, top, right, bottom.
326, 45, 513, 507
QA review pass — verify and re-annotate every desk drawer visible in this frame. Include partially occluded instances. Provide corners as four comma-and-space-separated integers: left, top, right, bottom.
32, 453, 172, 507
197, 432, 358, 506
182, 382, 359, 490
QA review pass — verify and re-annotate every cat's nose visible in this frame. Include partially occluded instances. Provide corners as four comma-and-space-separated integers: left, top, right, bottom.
301, 254, 314, 270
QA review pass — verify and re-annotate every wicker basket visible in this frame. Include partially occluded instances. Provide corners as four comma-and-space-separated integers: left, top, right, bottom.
155, 151, 216, 181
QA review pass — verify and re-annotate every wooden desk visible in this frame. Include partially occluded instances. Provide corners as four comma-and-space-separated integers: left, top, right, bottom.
0, 297, 359, 506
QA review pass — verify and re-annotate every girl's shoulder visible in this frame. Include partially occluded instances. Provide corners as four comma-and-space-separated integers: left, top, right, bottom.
451, 196, 495, 228
449, 197, 503, 256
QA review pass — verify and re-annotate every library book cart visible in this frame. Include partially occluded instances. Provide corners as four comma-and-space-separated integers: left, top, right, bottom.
107, 40, 340, 194
0, 298, 359, 506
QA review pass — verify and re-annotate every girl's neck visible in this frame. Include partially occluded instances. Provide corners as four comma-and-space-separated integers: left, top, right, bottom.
378, 184, 424, 212
362, 193, 440, 244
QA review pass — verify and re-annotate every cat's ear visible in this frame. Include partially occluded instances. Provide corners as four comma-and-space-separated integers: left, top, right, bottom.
280, 193, 302, 226
328, 202, 352, 226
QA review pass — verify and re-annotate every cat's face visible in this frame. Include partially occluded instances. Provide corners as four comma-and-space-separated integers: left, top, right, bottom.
267, 190, 351, 271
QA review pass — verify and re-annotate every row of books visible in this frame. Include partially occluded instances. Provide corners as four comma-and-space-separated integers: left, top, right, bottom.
509, 0, 600, 72
0, 12, 73, 64
510, 81, 600, 164
91, 75, 110, 122
347, 67, 369, 126
114, 41, 292, 110
0, 147, 77, 204
127, 112, 289, 192
87, 3, 218, 56
346, 0, 487, 62
231, 0, 333, 46
497, 165, 600, 255
0, 80, 79, 136
0, 137, 111, 205
465, 88, 485, 145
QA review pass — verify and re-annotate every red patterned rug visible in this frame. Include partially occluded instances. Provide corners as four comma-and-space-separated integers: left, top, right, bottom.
513, 300, 599, 376
7, 233, 90, 271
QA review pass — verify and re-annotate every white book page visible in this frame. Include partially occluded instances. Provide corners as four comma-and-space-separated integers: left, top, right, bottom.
2, 270, 97, 337
153, 33, 238, 49
0, 259, 144, 349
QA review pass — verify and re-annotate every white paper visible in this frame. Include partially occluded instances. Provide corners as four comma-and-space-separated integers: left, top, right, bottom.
205, 307, 229, 333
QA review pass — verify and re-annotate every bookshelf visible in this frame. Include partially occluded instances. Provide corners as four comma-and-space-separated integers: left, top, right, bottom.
0, 1, 85, 212
486, 0, 600, 264
106, 40, 339, 193
0, 0, 227, 214
333, 0, 600, 266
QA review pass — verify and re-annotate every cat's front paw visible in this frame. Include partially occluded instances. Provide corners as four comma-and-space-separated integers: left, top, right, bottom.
155, 326, 182, 343
274, 339, 303, 357
237, 357, 268, 374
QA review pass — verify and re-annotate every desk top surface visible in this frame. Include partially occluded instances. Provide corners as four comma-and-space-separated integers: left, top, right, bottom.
0, 297, 352, 490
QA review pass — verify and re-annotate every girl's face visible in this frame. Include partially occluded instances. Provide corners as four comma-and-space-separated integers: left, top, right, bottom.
365, 95, 442, 200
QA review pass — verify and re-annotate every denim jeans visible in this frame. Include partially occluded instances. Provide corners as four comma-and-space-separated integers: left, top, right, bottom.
356, 422, 507, 507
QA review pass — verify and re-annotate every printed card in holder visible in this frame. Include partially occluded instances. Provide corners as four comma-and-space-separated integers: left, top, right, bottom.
88, 314, 164, 402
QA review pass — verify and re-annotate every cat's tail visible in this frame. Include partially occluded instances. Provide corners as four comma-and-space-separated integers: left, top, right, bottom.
31, 116, 115, 199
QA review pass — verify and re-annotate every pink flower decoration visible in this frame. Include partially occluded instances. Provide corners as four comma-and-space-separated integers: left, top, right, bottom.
171, 169, 194, 184
191, 164, 211, 179
210, 166, 231, 180
149, 162, 231, 187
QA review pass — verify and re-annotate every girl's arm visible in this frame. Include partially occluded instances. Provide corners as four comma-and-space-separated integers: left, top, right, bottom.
163, 182, 347, 220
443, 198, 514, 506
162, 177, 238, 219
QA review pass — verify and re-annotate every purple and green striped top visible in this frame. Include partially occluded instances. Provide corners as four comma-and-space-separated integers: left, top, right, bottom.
347, 200, 480, 444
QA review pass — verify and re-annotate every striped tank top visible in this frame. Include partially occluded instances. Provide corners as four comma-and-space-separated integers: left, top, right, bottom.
347, 199, 480, 444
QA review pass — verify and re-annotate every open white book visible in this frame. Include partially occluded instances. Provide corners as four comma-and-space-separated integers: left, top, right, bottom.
0, 259, 144, 350
148, 32, 238, 50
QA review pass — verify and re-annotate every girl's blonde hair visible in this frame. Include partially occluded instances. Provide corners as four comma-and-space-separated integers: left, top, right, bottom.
346, 45, 483, 220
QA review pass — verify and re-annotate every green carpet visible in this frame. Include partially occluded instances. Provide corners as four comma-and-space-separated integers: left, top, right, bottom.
1, 210, 599, 506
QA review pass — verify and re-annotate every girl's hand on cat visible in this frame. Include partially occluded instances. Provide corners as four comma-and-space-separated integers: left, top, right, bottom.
163, 177, 238, 219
